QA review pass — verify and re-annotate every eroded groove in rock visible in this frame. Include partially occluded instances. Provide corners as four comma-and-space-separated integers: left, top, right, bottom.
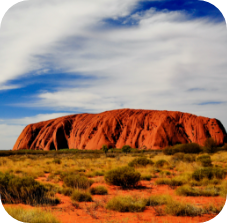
13, 109, 227, 151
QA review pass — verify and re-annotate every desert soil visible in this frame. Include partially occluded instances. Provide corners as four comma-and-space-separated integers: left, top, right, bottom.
4, 174, 226, 223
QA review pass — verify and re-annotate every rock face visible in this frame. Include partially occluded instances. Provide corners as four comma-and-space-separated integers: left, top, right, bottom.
13, 109, 227, 151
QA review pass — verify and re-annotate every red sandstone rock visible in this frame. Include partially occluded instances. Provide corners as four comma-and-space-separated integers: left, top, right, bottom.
12, 109, 227, 151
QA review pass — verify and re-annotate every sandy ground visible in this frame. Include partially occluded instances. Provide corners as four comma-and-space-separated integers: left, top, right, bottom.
3, 174, 226, 223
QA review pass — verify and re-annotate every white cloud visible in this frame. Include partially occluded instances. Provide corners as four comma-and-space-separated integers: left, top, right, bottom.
0, 112, 72, 150
1, 113, 72, 125
0, 124, 24, 150
18, 8, 226, 128
0, 0, 139, 86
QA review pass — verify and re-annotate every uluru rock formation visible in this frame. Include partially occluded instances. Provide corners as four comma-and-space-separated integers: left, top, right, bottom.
13, 109, 227, 151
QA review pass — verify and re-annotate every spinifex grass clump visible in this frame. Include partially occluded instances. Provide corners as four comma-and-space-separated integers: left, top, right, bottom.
165, 200, 203, 216
59, 187, 74, 196
220, 180, 227, 197
176, 185, 220, 197
63, 174, 94, 189
192, 167, 226, 181
106, 195, 146, 212
71, 190, 93, 202
145, 195, 171, 206
128, 157, 154, 167
104, 166, 140, 188
155, 159, 169, 168
5, 207, 60, 223
0, 172, 59, 205
140, 174, 152, 181
172, 153, 196, 163
196, 155, 212, 167
53, 158, 61, 164
90, 186, 108, 195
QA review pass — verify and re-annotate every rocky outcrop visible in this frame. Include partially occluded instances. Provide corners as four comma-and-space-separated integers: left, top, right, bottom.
12, 109, 227, 151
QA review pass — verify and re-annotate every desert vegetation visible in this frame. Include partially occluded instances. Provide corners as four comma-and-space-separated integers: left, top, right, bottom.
1, 141, 227, 223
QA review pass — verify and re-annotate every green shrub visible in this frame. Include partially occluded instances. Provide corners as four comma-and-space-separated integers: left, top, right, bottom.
219, 180, 227, 197
53, 158, 61, 164
104, 166, 140, 188
145, 195, 170, 206
106, 195, 146, 212
164, 143, 201, 155
203, 138, 218, 153
63, 174, 94, 189
192, 167, 226, 181
122, 145, 131, 154
183, 154, 196, 163
176, 185, 219, 196
141, 174, 152, 181
173, 152, 185, 160
196, 155, 212, 167
90, 186, 108, 195
159, 170, 171, 177
128, 157, 154, 167
165, 200, 203, 216
59, 187, 74, 196
93, 171, 105, 176
102, 144, 109, 156
71, 190, 93, 202
0, 172, 59, 205
155, 159, 169, 168
106, 154, 116, 158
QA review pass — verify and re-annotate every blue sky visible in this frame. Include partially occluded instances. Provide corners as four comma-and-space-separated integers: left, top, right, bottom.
0, 0, 226, 150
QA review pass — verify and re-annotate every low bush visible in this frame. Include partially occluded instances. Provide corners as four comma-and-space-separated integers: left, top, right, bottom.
53, 158, 61, 164
59, 187, 74, 196
71, 190, 93, 202
159, 171, 171, 177
106, 154, 116, 158
63, 174, 94, 189
90, 186, 108, 195
183, 154, 196, 163
145, 195, 170, 206
93, 171, 105, 176
219, 180, 227, 197
106, 195, 146, 212
192, 167, 226, 181
0, 172, 59, 205
104, 166, 140, 188
164, 143, 202, 155
203, 204, 224, 214
141, 174, 152, 181
128, 157, 154, 167
5, 206, 60, 223
172, 153, 195, 163
122, 145, 131, 154
176, 185, 219, 197
203, 138, 218, 153
165, 200, 203, 216
155, 159, 169, 168
196, 155, 212, 167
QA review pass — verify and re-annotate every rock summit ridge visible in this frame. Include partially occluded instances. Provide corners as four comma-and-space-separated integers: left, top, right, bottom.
13, 109, 227, 151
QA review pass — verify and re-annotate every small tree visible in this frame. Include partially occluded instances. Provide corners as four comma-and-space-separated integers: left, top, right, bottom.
122, 145, 131, 154
204, 138, 217, 153
102, 144, 109, 157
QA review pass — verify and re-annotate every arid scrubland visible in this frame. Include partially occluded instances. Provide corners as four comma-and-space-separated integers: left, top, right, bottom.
0, 142, 227, 223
